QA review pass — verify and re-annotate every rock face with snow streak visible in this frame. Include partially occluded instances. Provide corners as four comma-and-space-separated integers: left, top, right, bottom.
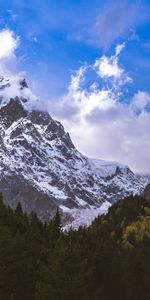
0, 76, 147, 224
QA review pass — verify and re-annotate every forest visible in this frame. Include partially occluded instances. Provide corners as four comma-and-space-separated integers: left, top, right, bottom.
0, 193, 150, 300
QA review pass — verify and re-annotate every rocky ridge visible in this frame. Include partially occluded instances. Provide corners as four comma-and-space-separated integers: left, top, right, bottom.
0, 76, 148, 227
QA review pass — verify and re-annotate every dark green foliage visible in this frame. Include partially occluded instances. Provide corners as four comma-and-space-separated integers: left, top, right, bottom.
0, 193, 150, 299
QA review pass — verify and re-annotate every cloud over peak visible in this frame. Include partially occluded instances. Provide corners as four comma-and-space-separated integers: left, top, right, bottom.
50, 44, 150, 174
0, 28, 40, 110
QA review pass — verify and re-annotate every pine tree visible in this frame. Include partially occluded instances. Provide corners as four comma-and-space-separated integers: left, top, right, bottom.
53, 208, 61, 236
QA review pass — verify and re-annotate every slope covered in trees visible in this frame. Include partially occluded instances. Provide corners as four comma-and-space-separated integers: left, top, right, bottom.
0, 193, 150, 299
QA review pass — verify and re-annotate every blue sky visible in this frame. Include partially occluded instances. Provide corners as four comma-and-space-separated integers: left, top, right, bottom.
0, 0, 105, 98
0, 0, 150, 99
0, 0, 150, 173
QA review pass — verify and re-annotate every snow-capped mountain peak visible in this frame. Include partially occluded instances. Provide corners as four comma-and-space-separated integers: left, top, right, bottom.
0, 80, 148, 228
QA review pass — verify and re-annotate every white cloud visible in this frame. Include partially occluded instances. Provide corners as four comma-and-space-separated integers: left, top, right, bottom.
132, 91, 150, 111
94, 43, 132, 92
95, 55, 123, 79
50, 44, 150, 174
0, 29, 19, 60
94, 43, 126, 79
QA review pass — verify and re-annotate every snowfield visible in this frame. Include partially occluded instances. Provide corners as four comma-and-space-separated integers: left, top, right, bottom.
61, 201, 112, 230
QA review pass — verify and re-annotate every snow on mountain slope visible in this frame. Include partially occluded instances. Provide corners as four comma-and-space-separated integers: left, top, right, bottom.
61, 201, 111, 231
0, 76, 147, 226
89, 158, 127, 178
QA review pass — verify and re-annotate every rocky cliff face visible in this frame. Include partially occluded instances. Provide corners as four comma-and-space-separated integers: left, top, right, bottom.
144, 184, 150, 201
0, 76, 147, 226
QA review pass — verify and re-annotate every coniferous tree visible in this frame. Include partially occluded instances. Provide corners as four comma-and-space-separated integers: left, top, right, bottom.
0, 193, 150, 299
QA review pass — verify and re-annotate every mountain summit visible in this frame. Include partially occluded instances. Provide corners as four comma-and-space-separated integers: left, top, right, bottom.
0, 74, 38, 108
0, 76, 147, 227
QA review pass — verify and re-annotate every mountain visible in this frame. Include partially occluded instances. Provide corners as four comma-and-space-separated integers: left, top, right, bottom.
0, 76, 147, 227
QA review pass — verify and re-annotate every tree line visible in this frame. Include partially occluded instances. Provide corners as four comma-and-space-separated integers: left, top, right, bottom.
0, 192, 150, 299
